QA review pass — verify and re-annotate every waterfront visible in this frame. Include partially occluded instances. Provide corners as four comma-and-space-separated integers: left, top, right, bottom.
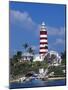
10, 79, 66, 89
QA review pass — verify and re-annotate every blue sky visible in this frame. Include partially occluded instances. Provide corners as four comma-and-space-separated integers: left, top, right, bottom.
9, 1, 66, 57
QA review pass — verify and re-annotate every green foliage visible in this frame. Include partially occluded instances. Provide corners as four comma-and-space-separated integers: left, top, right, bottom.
10, 47, 66, 79
10, 59, 48, 77
48, 66, 65, 77
61, 51, 66, 60
13, 55, 18, 63
61, 59, 66, 65
61, 51, 66, 65
16, 51, 22, 59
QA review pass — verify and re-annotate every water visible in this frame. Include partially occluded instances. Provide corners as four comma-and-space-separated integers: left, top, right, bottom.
10, 79, 66, 89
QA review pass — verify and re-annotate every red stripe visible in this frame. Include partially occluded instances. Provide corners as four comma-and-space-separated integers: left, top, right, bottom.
40, 37, 47, 40
40, 42, 48, 44
39, 52, 47, 54
40, 47, 48, 49
40, 31, 47, 34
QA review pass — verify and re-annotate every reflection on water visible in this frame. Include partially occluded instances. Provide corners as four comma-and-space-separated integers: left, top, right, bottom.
10, 79, 66, 89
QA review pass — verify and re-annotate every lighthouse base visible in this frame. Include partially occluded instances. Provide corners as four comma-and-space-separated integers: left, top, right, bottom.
33, 54, 44, 62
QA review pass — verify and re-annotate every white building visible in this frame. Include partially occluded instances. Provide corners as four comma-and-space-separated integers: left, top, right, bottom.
20, 52, 33, 62
39, 68, 44, 74
33, 54, 44, 62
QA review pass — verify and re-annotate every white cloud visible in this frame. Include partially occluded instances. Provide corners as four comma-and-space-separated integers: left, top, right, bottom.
55, 38, 65, 44
47, 26, 65, 36
10, 10, 37, 30
10, 10, 65, 37
48, 38, 65, 52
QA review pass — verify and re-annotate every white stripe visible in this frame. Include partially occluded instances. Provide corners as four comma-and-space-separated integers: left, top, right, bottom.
40, 54, 45, 56
40, 39, 47, 42
40, 35, 47, 38
40, 44, 48, 47
41, 25, 45, 28
40, 49, 48, 52
40, 28, 46, 31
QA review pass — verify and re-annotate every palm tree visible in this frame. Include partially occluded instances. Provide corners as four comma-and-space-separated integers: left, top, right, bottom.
23, 43, 28, 52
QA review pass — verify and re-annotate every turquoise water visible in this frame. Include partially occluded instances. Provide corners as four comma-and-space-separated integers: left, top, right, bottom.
10, 79, 66, 89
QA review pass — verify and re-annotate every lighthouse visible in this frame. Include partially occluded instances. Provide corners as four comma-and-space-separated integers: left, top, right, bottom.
39, 22, 48, 57
33, 22, 48, 62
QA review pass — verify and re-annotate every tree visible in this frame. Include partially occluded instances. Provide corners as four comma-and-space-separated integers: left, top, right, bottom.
10, 58, 14, 75
27, 47, 34, 65
16, 51, 22, 61
23, 43, 28, 52
61, 51, 66, 60
13, 55, 18, 64
61, 51, 66, 65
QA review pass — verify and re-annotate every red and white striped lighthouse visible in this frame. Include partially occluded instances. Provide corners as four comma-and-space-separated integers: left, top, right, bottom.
39, 22, 48, 56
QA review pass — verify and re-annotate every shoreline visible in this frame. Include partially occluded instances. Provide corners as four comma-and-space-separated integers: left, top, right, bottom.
48, 77, 66, 80
10, 77, 66, 83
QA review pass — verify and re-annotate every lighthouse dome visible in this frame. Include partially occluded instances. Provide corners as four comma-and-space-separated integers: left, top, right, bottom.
42, 22, 45, 26
41, 21, 46, 30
